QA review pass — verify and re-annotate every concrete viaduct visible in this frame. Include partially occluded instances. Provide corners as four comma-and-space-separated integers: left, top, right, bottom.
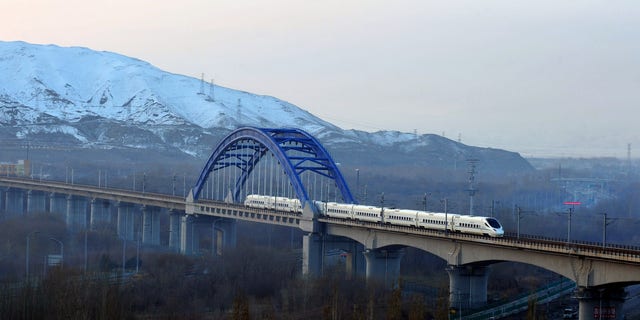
2, 127, 640, 319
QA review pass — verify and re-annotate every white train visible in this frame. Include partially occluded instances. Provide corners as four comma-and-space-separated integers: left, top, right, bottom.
244, 194, 504, 237
244, 194, 302, 212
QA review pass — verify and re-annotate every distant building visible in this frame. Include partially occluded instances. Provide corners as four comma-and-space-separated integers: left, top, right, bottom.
0, 160, 31, 177
551, 177, 612, 208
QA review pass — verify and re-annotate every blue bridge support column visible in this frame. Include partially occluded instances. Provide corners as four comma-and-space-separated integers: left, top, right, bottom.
575, 286, 626, 320
66, 195, 88, 232
49, 192, 68, 216
5, 187, 25, 217
27, 190, 47, 214
363, 248, 405, 289
446, 264, 490, 311
90, 198, 112, 230
168, 209, 183, 252
116, 202, 135, 241
141, 206, 160, 245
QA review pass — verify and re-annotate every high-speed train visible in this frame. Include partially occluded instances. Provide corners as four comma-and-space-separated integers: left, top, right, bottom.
244, 194, 504, 237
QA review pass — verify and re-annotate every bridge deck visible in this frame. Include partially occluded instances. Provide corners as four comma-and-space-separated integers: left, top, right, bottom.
2, 176, 640, 269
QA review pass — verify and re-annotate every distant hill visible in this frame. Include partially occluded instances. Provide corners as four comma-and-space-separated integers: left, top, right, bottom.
0, 41, 533, 176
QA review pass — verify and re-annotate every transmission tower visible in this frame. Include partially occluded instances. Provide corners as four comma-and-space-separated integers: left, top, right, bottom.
209, 78, 215, 101
466, 158, 479, 216
199, 73, 205, 94
236, 98, 242, 126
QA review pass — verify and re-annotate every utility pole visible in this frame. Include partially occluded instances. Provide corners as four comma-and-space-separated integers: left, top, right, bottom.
172, 174, 176, 196
563, 202, 580, 244
422, 193, 430, 211
442, 198, 448, 235
567, 206, 573, 243
355, 169, 360, 202
490, 200, 498, 217
516, 205, 535, 239
517, 205, 522, 239
602, 213, 615, 250
379, 193, 385, 224
466, 159, 479, 216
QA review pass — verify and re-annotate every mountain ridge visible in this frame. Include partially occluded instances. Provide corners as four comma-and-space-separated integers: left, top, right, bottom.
0, 41, 533, 175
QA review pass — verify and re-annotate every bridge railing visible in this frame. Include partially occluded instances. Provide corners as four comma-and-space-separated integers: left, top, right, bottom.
320, 217, 640, 262
503, 232, 640, 260
3, 176, 640, 262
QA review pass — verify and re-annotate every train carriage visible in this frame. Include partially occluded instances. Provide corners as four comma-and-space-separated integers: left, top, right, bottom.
244, 194, 301, 212
245, 194, 504, 237
351, 204, 384, 223
384, 209, 419, 227
416, 211, 450, 231
320, 202, 354, 220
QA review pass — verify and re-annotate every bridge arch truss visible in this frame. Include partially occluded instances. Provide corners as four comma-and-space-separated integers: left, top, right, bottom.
191, 127, 356, 208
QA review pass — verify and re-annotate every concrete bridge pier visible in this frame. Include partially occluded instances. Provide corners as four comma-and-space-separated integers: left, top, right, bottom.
66, 195, 88, 231
49, 192, 68, 216
339, 240, 366, 280
322, 235, 367, 279
141, 206, 160, 245
27, 190, 47, 214
363, 248, 405, 289
90, 198, 112, 229
351, 243, 367, 279
575, 286, 626, 320
302, 233, 323, 276
446, 264, 490, 311
302, 233, 367, 278
208, 216, 237, 256
5, 187, 25, 216
0, 187, 5, 213
180, 214, 197, 255
168, 209, 183, 252
117, 202, 135, 241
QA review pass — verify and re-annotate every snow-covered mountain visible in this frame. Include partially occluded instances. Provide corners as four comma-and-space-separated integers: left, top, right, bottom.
0, 41, 338, 132
0, 41, 532, 174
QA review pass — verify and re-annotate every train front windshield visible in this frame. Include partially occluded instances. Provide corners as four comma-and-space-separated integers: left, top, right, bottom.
486, 218, 502, 229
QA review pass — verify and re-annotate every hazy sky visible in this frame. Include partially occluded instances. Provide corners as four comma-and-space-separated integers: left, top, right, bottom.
2, 0, 639, 157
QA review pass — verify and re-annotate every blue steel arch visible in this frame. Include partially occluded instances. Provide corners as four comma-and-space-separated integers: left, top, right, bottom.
191, 127, 356, 208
